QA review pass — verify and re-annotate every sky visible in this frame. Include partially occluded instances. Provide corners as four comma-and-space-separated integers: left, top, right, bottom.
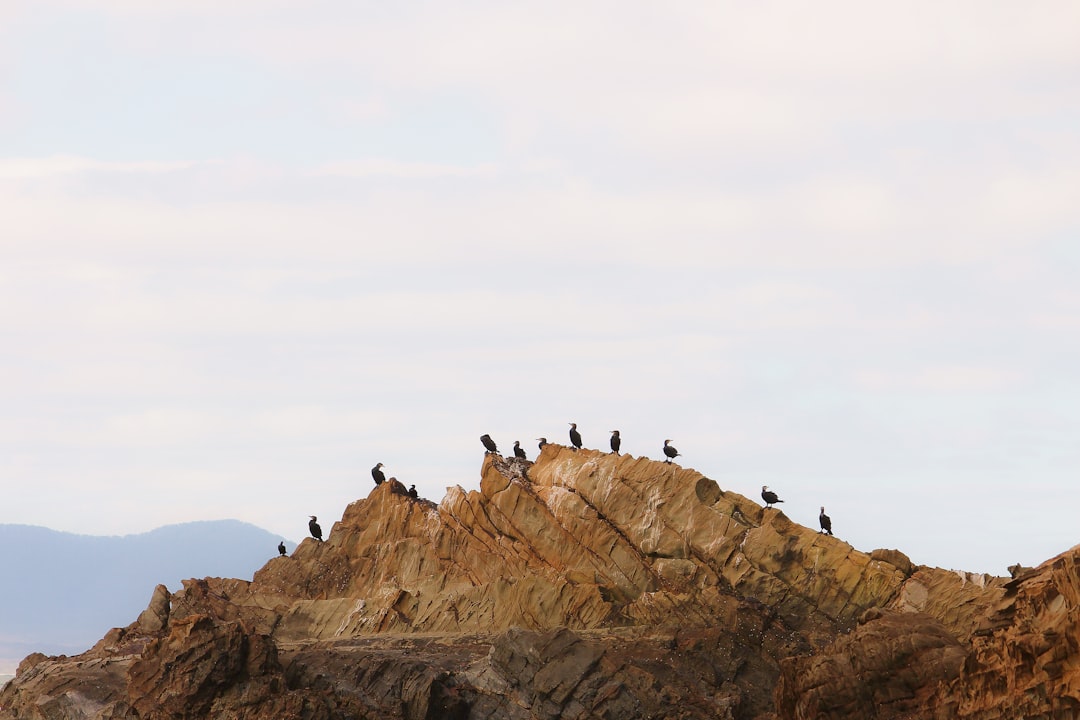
1, 1, 1078, 574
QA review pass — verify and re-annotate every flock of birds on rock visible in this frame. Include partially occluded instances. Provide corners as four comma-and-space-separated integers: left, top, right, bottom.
289, 463, 420, 549
289, 421, 835, 551
760, 485, 832, 536
370, 462, 419, 498
483, 424, 684, 463
488, 423, 834, 537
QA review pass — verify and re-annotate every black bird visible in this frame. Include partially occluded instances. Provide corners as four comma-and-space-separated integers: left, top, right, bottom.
610, 430, 621, 455
568, 423, 582, 450
480, 434, 499, 454
277, 541, 287, 556
537, 437, 548, 450
372, 462, 386, 485
761, 486, 783, 508
308, 515, 323, 541
513, 440, 527, 459
819, 506, 833, 535
663, 439, 680, 463
408, 484, 418, 499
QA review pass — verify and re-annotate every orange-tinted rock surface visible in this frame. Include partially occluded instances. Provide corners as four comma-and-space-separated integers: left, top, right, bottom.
775, 608, 967, 719
1, 446, 1075, 719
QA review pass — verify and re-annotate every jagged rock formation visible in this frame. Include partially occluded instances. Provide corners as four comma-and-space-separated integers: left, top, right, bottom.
2, 446, 1077, 718
775, 608, 967, 718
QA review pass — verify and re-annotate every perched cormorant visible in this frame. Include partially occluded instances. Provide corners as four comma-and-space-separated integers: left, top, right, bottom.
371, 462, 386, 485
760, 486, 783, 508
513, 440, 527, 459
610, 430, 621, 455
308, 515, 323, 541
537, 437, 548, 450
277, 541, 287, 556
480, 434, 499, 454
408, 484, 418, 499
568, 423, 582, 450
819, 506, 833, 535
662, 439, 680, 463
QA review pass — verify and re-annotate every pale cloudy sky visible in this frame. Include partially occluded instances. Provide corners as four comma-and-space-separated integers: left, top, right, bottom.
2, 2, 1078, 573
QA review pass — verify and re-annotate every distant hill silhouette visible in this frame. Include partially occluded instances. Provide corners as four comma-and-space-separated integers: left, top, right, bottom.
0, 520, 294, 672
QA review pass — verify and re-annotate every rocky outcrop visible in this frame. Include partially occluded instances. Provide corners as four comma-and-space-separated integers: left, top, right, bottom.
933, 547, 1080, 719
135, 585, 170, 634
126, 614, 285, 718
1, 444, 1075, 719
775, 608, 967, 719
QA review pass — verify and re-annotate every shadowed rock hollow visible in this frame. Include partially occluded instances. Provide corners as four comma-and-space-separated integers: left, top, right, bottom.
2, 444, 1077, 718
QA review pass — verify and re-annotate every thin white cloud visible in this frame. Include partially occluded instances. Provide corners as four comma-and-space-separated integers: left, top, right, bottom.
0, 155, 203, 180
856, 367, 1026, 394
0, 160, 1074, 275
311, 158, 498, 180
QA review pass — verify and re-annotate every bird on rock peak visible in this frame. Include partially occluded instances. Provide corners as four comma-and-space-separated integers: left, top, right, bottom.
819, 506, 833, 535
662, 439, 680, 464
761, 486, 783, 508
569, 423, 583, 450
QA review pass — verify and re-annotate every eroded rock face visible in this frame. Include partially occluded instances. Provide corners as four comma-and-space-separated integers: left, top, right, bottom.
136, 585, 170, 634
936, 548, 1080, 719
2, 446, 1074, 719
127, 614, 283, 718
776, 609, 966, 719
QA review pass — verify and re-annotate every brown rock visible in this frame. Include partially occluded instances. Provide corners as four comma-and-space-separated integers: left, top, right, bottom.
937, 546, 1080, 719
871, 547, 915, 577
127, 614, 283, 718
3, 446, 1074, 719
136, 583, 171, 633
15, 652, 48, 677
776, 610, 966, 719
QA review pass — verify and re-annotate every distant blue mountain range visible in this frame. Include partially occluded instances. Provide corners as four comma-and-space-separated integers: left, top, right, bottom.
0, 521, 294, 673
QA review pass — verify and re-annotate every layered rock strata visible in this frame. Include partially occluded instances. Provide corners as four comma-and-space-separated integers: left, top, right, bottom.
2, 445, 1075, 719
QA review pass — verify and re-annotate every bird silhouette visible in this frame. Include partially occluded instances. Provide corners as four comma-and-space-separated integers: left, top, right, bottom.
761, 486, 783, 508
662, 439, 680, 463
819, 506, 833, 535
569, 423, 582, 450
